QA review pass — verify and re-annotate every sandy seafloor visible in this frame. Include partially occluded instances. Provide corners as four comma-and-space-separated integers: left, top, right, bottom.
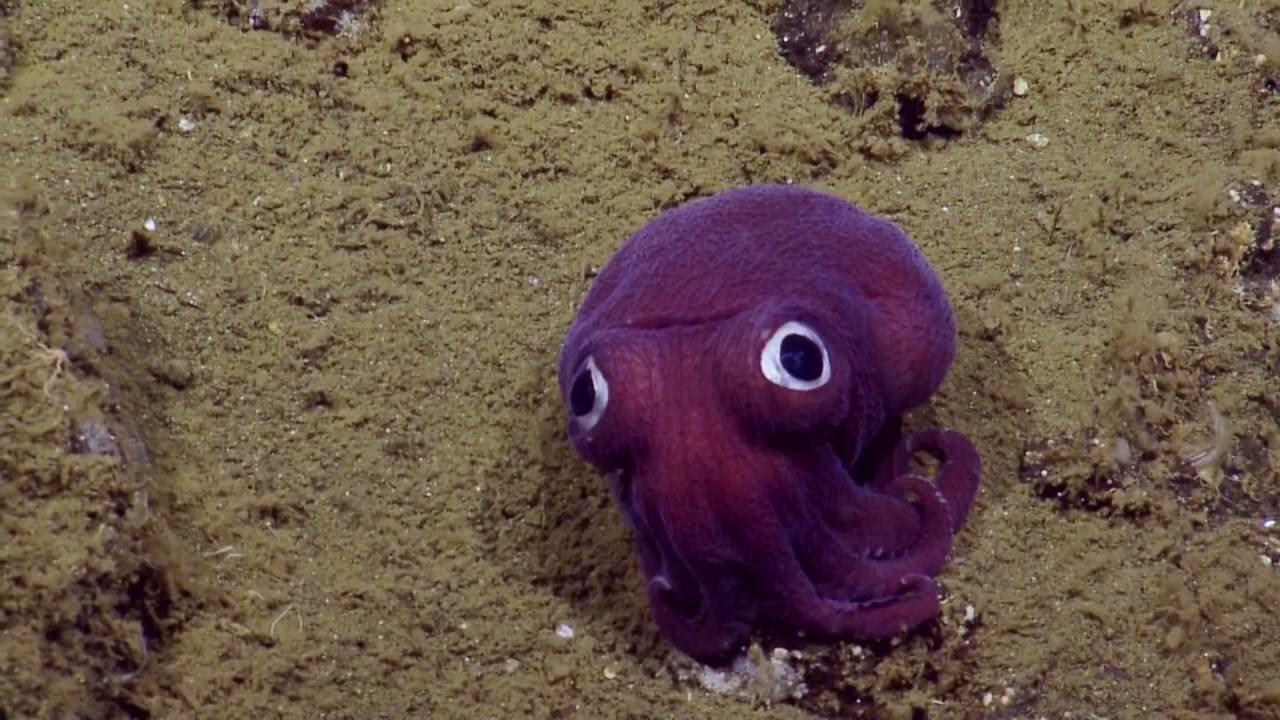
3, 0, 1280, 718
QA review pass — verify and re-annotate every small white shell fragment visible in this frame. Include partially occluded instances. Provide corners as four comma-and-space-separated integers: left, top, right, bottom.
964, 604, 977, 623
1026, 132, 1049, 149
144, 217, 157, 232
178, 116, 198, 133
1264, 518, 1277, 530
555, 623, 575, 639
1012, 77, 1029, 96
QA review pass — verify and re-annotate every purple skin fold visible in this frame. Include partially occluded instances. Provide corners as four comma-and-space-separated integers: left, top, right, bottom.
558, 185, 981, 664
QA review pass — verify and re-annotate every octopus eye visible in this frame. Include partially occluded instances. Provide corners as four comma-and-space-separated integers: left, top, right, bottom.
569, 356, 609, 430
761, 321, 831, 391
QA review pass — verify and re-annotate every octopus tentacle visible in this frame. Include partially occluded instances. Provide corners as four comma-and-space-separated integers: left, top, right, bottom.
872, 429, 981, 530
860, 474, 954, 576
812, 574, 942, 637
768, 557, 943, 641
621, 466, 762, 665
808, 450, 926, 553
647, 569, 757, 664
806, 473, 955, 603
926, 430, 981, 529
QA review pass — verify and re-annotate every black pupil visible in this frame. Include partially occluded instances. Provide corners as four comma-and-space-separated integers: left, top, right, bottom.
780, 334, 823, 381
569, 367, 596, 416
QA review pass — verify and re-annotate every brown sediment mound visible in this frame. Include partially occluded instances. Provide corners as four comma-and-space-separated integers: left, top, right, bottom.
1, 184, 188, 718
197, 0, 382, 38
3, 0, 1280, 717
774, 0, 1006, 157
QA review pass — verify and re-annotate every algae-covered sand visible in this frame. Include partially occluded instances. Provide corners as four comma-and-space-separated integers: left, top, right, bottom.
2, 0, 1280, 718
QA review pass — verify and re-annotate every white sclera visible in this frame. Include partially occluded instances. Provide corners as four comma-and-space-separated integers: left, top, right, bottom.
760, 321, 831, 391
573, 356, 610, 431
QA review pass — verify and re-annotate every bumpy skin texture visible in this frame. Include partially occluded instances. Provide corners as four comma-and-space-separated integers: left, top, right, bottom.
558, 185, 981, 665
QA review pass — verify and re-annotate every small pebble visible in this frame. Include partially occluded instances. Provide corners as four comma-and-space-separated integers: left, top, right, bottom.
1026, 132, 1050, 149
1012, 77, 1029, 96
1196, 9, 1212, 37
73, 421, 120, 458
1264, 518, 1276, 530
555, 623, 575, 639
